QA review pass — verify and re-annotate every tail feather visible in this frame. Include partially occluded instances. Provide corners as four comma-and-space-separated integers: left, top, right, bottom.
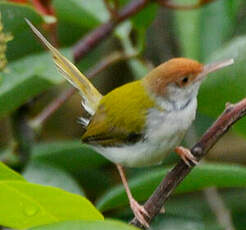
25, 18, 102, 115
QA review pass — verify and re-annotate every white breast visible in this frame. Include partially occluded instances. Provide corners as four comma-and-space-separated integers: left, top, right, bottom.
92, 98, 197, 168
146, 97, 197, 143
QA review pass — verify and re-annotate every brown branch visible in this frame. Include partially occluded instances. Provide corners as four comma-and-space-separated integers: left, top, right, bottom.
88, 51, 139, 76
29, 51, 137, 129
157, 0, 217, 10
29, 87, 76, 130
73, 0, 150, 63
130, 98, 246, 229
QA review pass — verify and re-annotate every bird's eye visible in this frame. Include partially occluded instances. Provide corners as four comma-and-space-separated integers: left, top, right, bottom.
182, 77, 189, 84
176, 76, 191, 87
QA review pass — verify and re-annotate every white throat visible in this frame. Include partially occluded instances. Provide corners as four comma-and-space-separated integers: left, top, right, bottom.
155, 82, 200, 112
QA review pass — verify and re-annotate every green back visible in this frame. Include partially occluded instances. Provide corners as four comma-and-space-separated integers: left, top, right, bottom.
82, 80, 157, 146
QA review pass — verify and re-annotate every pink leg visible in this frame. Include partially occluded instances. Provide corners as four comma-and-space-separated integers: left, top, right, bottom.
116, 164, 150, 228
175, 146, 198, 167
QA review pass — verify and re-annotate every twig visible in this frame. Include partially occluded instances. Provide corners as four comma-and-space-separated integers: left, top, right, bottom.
73, 0, 150, 62
87, 51, 138, 77
204, 187, 235, 230
157, 0, 217, 10
130, 98, 246, 229
103, 0, 119, 20
29, 51, 137, 129
73, 0, 219, 62
29, 87, 76, 130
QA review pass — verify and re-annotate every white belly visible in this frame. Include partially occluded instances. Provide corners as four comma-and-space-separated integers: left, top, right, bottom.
92, 98, 197, 167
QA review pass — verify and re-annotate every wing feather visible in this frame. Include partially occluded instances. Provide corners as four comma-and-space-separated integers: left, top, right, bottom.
82, 81, 157, 146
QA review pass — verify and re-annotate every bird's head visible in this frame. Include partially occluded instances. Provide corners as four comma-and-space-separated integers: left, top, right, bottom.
143, 57, 234, 109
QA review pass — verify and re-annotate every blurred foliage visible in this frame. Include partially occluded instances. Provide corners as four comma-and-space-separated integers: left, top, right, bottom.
0, 162, 103, 229
30, 220, 139, 230
0, 12, 13, 71
96, 164, 246, 212
1, 0, 246, 229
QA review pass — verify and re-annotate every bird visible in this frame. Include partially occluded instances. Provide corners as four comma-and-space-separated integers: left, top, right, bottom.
26, 19, 234, 228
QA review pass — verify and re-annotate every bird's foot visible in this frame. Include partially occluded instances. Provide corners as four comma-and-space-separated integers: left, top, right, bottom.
175, 146, 198, 167
130, 197, 150, 228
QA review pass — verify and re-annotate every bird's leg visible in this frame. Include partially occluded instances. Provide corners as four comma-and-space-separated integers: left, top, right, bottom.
175, 146, 198, 167
116, 164, 150, 228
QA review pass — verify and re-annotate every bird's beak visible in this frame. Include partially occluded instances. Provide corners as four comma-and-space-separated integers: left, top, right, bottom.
196, 58, 234, 81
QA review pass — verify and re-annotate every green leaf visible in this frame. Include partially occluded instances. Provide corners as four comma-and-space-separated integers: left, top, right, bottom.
166, 189, 246, 230
0, 2, 43, 61
96, 163, 246, 212
0, 160, 102, 228
116, 0, 156, 29
30, 142, 111, 197
174, 0, 201, 59
199, 0, 235, 60
198, 35, 246, 135
23, 161, 85, 195
0, 181, 103, 229
162, 189, 246, 221
31, 141, 108, 173
0, 48, 70, 118
151, 215, 204, 230
53, 0, 109, 29
52, 0, 110, 47
0, 161, 25, 181
131, 3, 157, 29
174, 0, 236, 61
116, 22, 149, 79
54, 0, 156, 30
30, 220, 139, 230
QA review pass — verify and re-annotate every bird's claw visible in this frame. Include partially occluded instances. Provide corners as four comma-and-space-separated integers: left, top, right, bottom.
130, 198, 150, 228
175, 146, 198, 167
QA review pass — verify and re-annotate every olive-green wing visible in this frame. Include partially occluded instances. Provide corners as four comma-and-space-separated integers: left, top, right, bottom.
82, 81, 156, 147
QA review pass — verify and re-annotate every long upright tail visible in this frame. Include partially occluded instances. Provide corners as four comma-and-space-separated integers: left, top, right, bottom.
25, 19, 102, 117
